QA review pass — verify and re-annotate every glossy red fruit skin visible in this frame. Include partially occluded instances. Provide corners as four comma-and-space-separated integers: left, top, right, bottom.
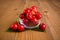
20, 13, 27, 19
18, 24, 25, 32
32, 17, 38, 24
35, 12, 42, 20
39, 23, 46, 31
31, 11, 36, 15
11, 23, 18, 31
23, 18, 28, 24
26, 12, 33, 20
31, 6, 37, 12
24, 8, 31, 14
20, 14, 24, 19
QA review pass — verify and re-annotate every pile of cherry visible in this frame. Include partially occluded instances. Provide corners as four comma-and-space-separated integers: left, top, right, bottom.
10, 6, 46, 32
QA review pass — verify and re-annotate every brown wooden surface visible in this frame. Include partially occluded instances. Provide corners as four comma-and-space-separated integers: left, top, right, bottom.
0, 0, 60, 40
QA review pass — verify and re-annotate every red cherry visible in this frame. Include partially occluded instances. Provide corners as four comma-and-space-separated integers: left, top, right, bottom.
24, 8, 31, 14
18, 24, 25, 31
39, 23, 46, 31
32, 17, 38, 24
20, 13, 26, 19
20, 14, 25, 19
26, 12, 33, 20
31, 11, 36, 15
35, 12, 42, 20
11, 23, 18, 31
23, 18, 28, 24
31, 6, 37, 12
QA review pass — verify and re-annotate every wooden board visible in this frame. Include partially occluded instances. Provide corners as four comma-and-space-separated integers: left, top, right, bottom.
0, 0, 60, 40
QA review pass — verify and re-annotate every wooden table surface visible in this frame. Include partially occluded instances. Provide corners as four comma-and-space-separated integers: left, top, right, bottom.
0, 0, 60, 40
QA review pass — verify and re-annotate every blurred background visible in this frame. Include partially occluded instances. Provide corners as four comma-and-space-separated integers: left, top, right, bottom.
0, 0, 60, 40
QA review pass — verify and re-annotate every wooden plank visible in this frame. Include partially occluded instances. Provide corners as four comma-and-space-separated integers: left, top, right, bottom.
37, 0, 60, 40
0, 0, 60, 40
0, 0, 26, 40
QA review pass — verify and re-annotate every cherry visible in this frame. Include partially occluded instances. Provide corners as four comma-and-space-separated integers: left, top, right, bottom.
20, 12, 27, 19
26, 12, 33, 20
35, 12, 42, 20
39, 23, 46, 31
31, 6, 37, 12
32, 17, 38, 25
23, 18, 28, 24
11, 23, 18, 31
20, 14, 25, 19
31, 11, 36, 15
18, 24, 25, 31
24, 8, 31, 14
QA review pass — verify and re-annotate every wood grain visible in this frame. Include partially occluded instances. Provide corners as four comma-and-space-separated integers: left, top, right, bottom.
0, 0, 60, 40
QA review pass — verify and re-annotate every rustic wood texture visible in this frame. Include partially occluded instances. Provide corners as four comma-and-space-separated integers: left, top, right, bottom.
0, 0, 60, 40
